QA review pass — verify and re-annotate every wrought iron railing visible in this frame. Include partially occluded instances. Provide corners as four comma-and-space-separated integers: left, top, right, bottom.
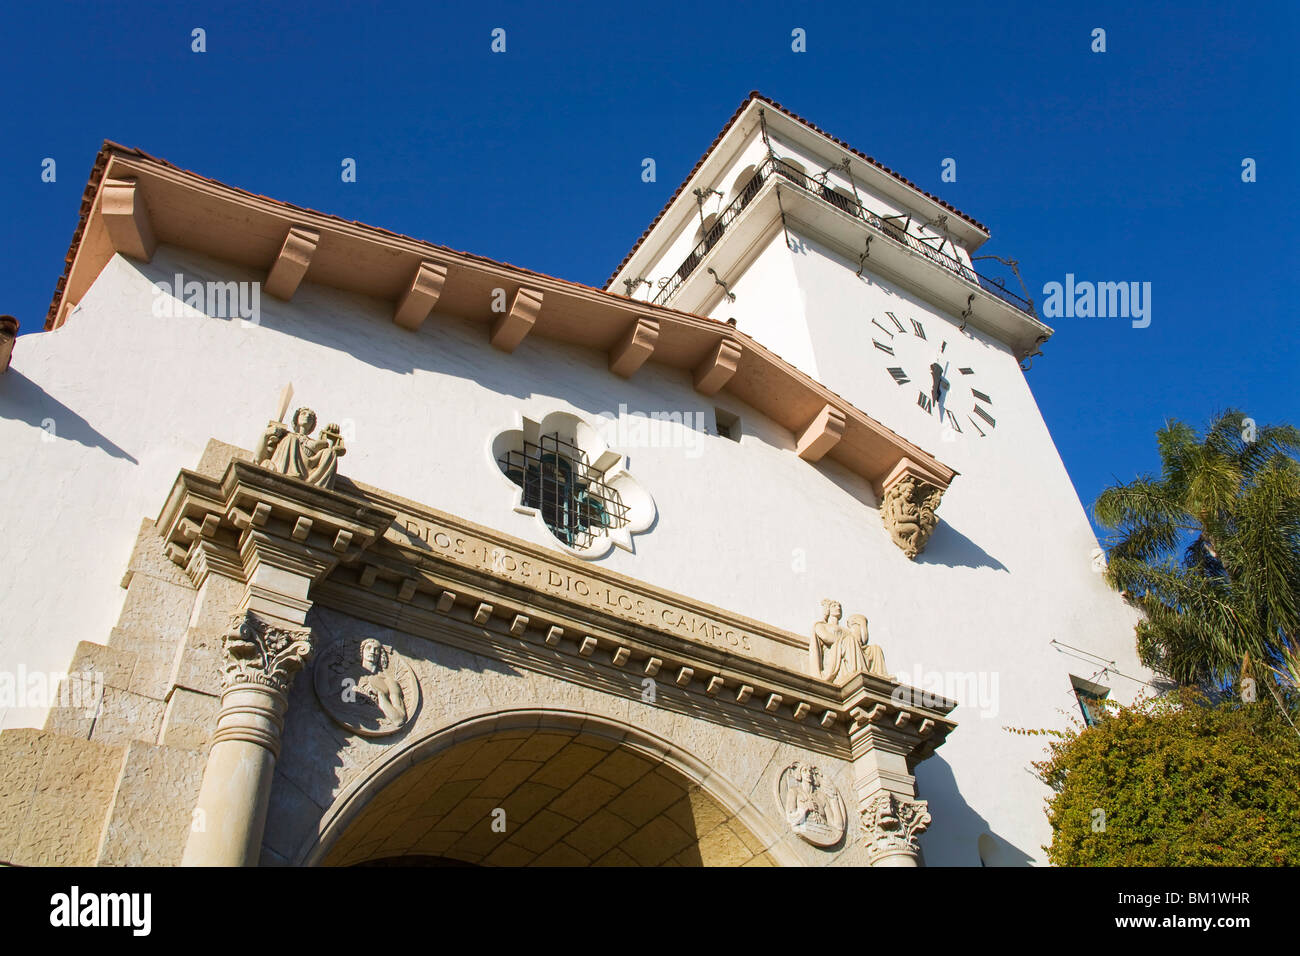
650, 156, 1034, 315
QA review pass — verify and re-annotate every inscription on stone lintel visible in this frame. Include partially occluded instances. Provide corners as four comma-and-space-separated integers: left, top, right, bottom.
392, 514, 778, 658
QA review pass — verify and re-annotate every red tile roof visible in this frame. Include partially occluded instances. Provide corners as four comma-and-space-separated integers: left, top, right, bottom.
44, 140, 702, 331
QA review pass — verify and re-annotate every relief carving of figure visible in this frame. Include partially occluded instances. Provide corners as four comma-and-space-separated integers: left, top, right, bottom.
314, 636, 419, 737
775, 761, 846, 847
260, 407, 346, 490
811, 599, 889, 683
356, 639, 407, 726
880, 475, 943, 559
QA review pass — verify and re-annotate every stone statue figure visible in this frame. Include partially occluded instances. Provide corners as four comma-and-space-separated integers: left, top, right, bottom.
259, 407, 346, 490
313, 636, 419, 737
811, 599, 889, 683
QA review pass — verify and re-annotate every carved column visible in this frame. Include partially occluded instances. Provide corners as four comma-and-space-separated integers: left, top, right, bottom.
181, 610, 312, 866
843, 685, 955, 867
160, 455, 396, 866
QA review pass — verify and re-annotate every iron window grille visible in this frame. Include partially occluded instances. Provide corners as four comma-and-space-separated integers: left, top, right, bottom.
498, 433, 630, 550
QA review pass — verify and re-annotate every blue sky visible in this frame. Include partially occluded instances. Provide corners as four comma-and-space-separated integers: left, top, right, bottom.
2, 1, 1296, 534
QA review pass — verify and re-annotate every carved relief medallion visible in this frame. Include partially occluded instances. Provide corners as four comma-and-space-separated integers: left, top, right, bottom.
314, 637, 419, 737
774, 761, 847, 847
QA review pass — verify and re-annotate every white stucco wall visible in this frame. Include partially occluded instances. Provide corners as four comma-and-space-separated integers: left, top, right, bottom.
0, 238, 1146, 866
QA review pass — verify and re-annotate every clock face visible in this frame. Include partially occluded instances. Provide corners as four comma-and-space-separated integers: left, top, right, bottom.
869, 311, 997, 439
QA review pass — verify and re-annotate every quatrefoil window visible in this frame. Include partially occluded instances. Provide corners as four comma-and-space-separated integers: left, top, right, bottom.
491, 412, 655, 559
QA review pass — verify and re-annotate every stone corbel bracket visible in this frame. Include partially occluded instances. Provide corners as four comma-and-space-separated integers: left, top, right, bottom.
99, 177, 156, 262
393, 259, 449, 331
157, 460, 396, 615
874, 457, 950, 560
264, 226, 320, 301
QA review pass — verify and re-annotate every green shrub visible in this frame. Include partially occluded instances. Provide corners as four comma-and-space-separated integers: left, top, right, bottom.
1022, 689, 1300, 866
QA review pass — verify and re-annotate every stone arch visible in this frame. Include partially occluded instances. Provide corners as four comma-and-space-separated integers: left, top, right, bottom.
694, 212, 720, 244
725, 163, 759, 206
296, 708, 799, 867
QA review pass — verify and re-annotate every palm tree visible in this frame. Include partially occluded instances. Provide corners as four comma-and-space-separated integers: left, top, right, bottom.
1093, 409, 1300, 687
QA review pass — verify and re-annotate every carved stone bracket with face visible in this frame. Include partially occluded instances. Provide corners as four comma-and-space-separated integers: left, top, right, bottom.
220, 609, 314, 694
861, 791, 932, 865
879, 474, 944, 560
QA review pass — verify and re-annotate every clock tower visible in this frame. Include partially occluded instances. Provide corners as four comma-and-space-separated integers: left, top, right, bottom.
609, 93, 1149, 865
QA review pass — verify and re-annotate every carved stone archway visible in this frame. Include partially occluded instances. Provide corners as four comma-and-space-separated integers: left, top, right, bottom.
299, 709, 798, 867
0, 438, 956, 867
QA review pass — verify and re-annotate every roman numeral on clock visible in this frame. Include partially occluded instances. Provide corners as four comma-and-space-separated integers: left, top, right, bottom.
887, 367, 909, 385
945, 409, 962, 432
871, 318, 895, 338
973, 403, 996, 428
917, 391, 933, 415
911, 318, 927, 339
885, 311, 906, 332
873, 339, 894, 355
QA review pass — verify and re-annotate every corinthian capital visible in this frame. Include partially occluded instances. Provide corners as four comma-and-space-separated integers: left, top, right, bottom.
220, 610, 313, 694
861, 791, 931, 865
880, 474, 944, 559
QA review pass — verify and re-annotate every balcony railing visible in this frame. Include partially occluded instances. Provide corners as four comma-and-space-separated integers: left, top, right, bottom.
650, 156, 1034, 315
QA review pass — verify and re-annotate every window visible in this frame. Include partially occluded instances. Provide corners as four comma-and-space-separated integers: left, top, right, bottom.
491, 411, 656, 560
715, 408, 740, 441
1071, 675, 1110, 727
498, 433, 628, 550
